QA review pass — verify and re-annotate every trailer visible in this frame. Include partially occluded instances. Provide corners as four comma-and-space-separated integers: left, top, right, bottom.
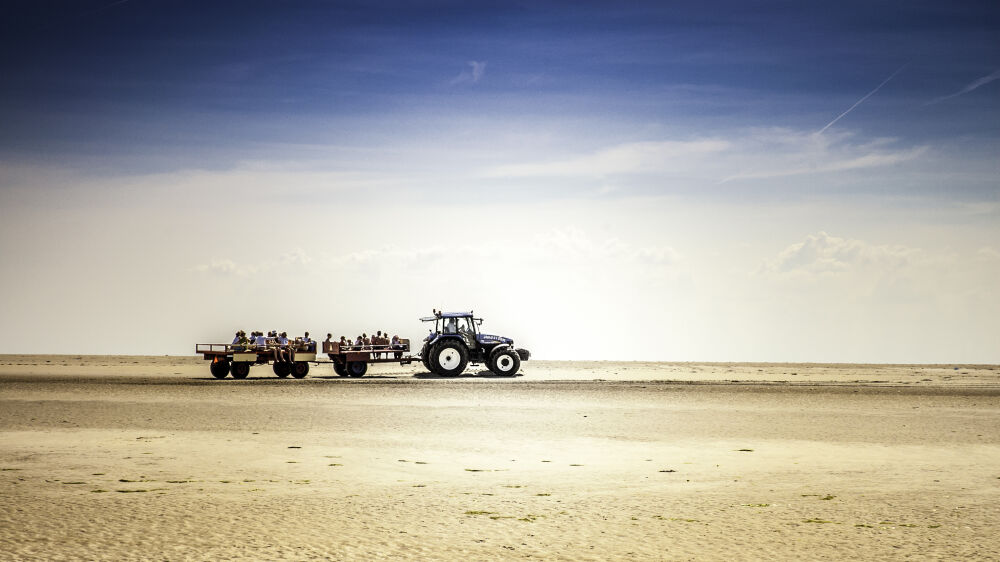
322, 339, 413, 378
194, 340, 414, 380
195, 342, 317, 379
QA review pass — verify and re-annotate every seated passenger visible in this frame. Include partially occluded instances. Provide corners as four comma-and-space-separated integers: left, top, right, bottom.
272, 331, 290, 363
391, 334, 404, 359
232, 331, 241, 345
302, 331, 314, 352
236, 331, 250, 351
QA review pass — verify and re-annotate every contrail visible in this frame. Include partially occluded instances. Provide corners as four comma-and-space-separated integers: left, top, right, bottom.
818, 64, 907, 135
926, 69, 1000, 105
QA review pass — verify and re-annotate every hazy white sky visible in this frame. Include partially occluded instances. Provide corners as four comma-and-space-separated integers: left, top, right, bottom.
0, 1, 997, 362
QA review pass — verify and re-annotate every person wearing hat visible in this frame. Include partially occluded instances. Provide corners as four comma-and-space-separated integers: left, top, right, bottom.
235, 330, 250, 352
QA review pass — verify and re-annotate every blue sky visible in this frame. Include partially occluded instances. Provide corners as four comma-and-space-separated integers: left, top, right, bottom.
0, 1, 997, 360
3, 1, 997, 168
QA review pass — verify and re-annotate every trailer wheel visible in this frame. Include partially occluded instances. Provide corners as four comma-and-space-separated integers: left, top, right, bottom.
273, 362, 291, 378
488, 347, 520, 376
291, 361, 309, 379
210, 360, 230, 379
332, 361, 348, 377
231, 362, 251, 379
432, 340, 468, 377
347, 361, 368, 378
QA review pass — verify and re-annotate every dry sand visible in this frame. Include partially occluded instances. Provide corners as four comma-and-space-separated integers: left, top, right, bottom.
1, 355, 998, 560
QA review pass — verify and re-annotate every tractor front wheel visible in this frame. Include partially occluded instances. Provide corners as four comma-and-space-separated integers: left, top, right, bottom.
488, 347, 521, 376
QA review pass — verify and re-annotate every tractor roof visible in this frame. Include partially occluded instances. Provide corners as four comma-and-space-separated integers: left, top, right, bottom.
420, 311, 474, 321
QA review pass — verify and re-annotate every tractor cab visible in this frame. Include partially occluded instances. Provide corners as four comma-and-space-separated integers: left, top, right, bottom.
421, 311, 480, 348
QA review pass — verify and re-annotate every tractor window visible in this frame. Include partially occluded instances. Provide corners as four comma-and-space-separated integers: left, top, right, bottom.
455, 317, 473, 335
455, 317, 475, 346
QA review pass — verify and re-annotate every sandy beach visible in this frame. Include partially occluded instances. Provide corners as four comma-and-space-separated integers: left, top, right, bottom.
1, 355, 998, 560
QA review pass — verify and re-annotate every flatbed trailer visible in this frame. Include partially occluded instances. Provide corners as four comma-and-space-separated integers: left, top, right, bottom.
196, 343, 317, 379
322, 339, 413, 378
194, 339, 414, 379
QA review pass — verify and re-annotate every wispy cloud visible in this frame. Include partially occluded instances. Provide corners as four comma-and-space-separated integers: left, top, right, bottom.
449, 60, 487, 85
484, 139, 730, 178
195, 248, 312, 277
338, 229, 681, 270
481, 129, 925, 187
533, 227, 682, 267
977, 247, 1000, 261
718, 139, 927, 184
926, 69, 1000, 105
818, 64, 907, 135
761, 231, 924, 276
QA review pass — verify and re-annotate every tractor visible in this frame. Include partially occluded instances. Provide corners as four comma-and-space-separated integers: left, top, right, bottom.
419, 310, 530, 376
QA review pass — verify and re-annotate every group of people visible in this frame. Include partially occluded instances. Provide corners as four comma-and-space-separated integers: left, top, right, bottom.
230, 330, 315, 362
227, 328, 405, 361
324, 330, 406, 358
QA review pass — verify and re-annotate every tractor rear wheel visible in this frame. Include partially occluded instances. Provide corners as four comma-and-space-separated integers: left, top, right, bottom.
210, 360, 230, 379
432, 340, 468, 377
420, 343, 433, 373
231, 362, 251, 379
291, 361, 310, 378
488, 347, 520, 376
347, 361, 368, 377
273, 362, 291, 378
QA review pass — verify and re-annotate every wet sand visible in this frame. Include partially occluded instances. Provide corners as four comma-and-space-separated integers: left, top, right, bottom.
1, 356, 999, 560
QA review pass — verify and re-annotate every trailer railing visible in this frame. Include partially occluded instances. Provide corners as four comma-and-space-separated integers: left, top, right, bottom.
323, 339, 410, 355
196, 343, 233, 354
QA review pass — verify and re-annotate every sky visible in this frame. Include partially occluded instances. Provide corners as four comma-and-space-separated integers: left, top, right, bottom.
0, 0, 998, 362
